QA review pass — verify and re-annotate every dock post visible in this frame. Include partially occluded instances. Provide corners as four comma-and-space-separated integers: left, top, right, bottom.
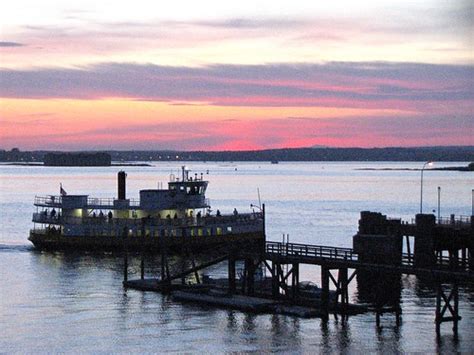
291, 263, 299, 300
470, 216, 474, 271
414, 214, 436, 267
122, 226, 129, 283
338, 268, 349, 313
246, 258, 255, 296
181, 239, 186, 285
435, 279, 461, 336
271, 262, 279, 298
405, 235, 411, 263
396, 305, 402, 326
461, 248, 467, 269
160, 234, 165, 282
123, 252, 128, 283
228, 255, 236, 294
435, 281, 441, 336
241, 260, 247, 294
448, 248, 459, 270
321, 265, 330, 320
140, 225, 146, 280
453, 281, 459, 336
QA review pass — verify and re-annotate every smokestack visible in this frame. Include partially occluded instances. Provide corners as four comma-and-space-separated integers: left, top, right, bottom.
118, 171, 126, 200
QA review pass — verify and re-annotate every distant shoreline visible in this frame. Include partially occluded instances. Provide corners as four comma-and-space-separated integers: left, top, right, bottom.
2, 146, 474, 163
357, 166, 473, 172
2, 162, 472, 171
1, 162, 153, 167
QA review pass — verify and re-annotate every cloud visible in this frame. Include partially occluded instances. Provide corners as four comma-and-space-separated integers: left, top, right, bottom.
0, 41, 25, 47
179, 18, 306, 29
1, 62, 472, 112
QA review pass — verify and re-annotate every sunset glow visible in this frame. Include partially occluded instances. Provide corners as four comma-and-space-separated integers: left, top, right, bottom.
1, 1, 473, 150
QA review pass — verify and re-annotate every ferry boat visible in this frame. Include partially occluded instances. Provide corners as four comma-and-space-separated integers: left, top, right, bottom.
29, 167, 265, 251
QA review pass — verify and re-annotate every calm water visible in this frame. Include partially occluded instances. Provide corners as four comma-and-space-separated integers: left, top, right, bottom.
0, 162, 473, 353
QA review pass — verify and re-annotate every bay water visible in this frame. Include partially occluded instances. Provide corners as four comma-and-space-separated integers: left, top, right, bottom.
1, 162, 473, 353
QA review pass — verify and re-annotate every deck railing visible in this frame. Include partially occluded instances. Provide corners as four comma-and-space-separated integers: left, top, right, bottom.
32, 211, 263, 228
86, 197, 141, 207
34, 195, 63, 206
34, 195, 210, 209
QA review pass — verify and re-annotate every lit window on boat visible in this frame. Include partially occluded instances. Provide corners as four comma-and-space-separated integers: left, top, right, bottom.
227, 226, 232, 233
217, 227, 222, 235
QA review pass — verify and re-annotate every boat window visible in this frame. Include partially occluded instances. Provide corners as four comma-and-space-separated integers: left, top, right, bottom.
186, 185, 199, 195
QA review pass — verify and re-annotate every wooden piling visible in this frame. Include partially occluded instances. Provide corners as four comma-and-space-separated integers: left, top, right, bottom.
271, 262, 279, 298
435, 282, 442, 335
123, 252, 128, 283
228, 255, 236, 294
321, 266, 330, 320
123, 227, 128, 283
291, 263, 299, 300
453, 282, 459, 335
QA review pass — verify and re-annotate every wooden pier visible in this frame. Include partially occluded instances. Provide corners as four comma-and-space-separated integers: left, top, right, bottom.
123, 211, 473, 336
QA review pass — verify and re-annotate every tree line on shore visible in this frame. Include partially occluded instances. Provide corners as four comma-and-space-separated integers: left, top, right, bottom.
1, 146, 473, 163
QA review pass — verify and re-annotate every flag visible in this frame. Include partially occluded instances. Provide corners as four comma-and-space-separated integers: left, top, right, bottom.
60, 183, 67, 196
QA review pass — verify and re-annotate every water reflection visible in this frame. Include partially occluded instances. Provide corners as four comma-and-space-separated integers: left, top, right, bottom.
334, 319, 352, 353
269, 314, 301, 351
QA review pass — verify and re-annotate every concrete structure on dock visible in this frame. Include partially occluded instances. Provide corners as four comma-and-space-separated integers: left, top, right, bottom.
353, 210, 473, 270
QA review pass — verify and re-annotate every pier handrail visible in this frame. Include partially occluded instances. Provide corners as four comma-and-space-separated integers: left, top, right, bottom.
265, 241, 471, 274
406, 215, 472, 227
266, 241, 358, 261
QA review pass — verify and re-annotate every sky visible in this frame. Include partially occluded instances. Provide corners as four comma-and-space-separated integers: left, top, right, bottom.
0, 1, 473, 151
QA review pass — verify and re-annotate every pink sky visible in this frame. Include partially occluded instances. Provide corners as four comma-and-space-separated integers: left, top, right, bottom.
1, 1, 473, 150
